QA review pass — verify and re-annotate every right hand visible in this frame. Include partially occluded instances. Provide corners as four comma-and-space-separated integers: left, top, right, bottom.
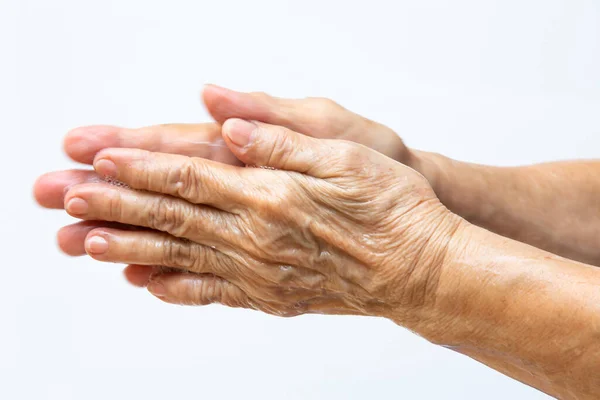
34, 85, 413, 289
64, 118, 462, 324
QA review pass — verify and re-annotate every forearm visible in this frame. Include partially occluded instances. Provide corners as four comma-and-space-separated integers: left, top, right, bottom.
408, 151, 600, 266
406, 223, 600, 399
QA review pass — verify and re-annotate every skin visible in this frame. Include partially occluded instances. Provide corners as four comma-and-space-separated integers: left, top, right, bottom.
33, 85, 600, 398
34, 85, 600, 279
35, 84, 410, 286
412, 154, 600, 266
65, 119, 461, 320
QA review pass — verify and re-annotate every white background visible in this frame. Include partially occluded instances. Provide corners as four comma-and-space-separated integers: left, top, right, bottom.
1, 0, 599, 399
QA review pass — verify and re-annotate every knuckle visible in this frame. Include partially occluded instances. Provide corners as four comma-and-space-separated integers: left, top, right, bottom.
271, 265, 296, 285
105, 189, 124, 221
302, 273, 327, 291
147, 197, 191, 237
321, 141, 372, 181
261, 177, 296, 213
306, 97, 345, 131
307, 97, 339, 113
250, 91, 270, 101
337, 141, 365, 166
173, 278, 208, 306
198, 278, 220, 304
161, 239, 195, 270
262, 127, 294, 168
272, 266, 326, 292
173, 159, 203, 200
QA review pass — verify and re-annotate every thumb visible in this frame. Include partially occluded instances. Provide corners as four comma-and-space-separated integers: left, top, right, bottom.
202, 84, 354, 136
222, 118, 335, 178
202, 84, 408, 163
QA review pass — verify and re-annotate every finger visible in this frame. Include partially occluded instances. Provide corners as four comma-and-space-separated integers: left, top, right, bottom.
58, 221, 110, 256
123, 264, 159, 287
57, 221, 143, 256
34, 170, 102, 209
203, 84, 357, 137
203, 84, 406, 161
64, 183, 236, 242
221, 118, 344, 178
92, 148, 248, 210
64, 124, 241, 166
65, 184, 235, 245
146, 272, 252, 308
83, 228, 227, 276
124, 265, 184, 287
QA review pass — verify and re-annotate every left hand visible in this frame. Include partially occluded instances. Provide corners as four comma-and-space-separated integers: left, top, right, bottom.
62, 118, 463, 323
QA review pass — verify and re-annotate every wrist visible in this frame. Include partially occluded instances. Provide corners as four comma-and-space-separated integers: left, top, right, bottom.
405, 149, 500, 227
411, 222, 487, 345
386, 220, 509, 346
400, 222, 546, 346
382, 210, 473, 343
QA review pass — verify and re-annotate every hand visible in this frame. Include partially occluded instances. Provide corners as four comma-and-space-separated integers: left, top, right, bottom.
34, 85, 412, 286
62, 118, 463, 324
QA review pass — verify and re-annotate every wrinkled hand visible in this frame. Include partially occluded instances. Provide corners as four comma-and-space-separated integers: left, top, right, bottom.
60, 118, 462, 323
34, 85, 411, 287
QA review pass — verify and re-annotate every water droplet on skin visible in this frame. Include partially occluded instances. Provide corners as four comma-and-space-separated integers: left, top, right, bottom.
160, 139, 228, 148
318, 250, 331, 261
361, 234, 375, 247
103, 176, 130, 188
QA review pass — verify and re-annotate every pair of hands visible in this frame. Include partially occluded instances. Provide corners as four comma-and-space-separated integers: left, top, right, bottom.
34, 85, 463, 327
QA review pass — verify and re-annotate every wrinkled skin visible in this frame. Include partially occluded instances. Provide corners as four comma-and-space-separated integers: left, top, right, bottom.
35, 85, 414, 295
58, 117, 461, 321
33, 85, 600, 399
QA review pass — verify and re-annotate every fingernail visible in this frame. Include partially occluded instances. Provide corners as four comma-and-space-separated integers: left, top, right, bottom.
147, 281, 167, 297
86, 236, 109, 255
65, 197, 88, 215
225, 119, 256, 147
94, 159, 117, 178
